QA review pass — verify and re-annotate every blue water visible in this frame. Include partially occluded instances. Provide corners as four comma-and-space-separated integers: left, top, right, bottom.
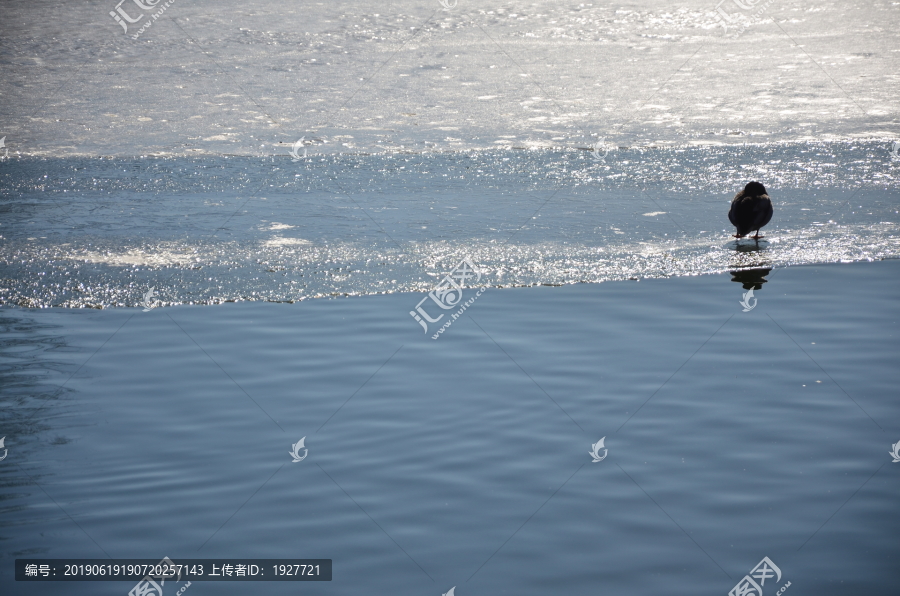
2, 259, 898, 595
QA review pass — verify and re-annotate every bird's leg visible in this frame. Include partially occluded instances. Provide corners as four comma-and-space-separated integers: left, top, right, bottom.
733, 233, 745, 238
751, 230, 763, 240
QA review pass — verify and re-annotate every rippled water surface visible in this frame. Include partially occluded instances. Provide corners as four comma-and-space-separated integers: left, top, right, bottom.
1, 260, 898, 595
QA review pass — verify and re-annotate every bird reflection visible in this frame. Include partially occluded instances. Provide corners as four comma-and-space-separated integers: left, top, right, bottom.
730, 267, 772, 290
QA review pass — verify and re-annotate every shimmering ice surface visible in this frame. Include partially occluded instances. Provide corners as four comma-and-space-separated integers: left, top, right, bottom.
2, 0, 898, 157
1, 141, 898, 308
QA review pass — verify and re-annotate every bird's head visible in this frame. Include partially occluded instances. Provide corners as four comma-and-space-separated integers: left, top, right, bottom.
744, 181, 767, 196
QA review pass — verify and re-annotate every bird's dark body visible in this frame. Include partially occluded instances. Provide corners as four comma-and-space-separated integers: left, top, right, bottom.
729, 181, 773, 239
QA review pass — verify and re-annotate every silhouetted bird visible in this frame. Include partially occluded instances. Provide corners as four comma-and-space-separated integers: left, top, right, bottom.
729, 181, 773, 240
